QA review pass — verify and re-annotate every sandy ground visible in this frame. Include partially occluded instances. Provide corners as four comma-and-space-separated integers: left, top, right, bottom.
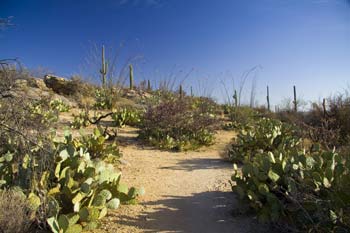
87, 127, 270, 233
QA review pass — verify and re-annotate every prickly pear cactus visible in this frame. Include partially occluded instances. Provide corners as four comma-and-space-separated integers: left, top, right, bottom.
44, 131, 144, 231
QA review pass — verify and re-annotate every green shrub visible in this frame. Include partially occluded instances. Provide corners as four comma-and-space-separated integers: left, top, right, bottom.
225, 106, 260, 129
231, 118, 350, 232
139, 98, 218, 151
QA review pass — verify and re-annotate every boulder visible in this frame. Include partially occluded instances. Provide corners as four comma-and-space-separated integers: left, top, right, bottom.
44, 74, 77, 95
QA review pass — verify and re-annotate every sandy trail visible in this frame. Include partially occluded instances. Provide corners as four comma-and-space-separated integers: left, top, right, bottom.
92, 127, 267, 233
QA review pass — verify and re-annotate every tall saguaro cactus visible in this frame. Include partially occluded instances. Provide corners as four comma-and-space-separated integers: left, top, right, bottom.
147, 79, 151, 91
293, 85, 297, 112
233, 90, 238, 107
266, 85, 270, 111
129, 64, 134, 90
179, 84, 183, 99
100, 45, 108, 88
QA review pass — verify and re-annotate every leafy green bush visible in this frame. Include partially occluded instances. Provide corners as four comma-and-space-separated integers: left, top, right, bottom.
231, 118, 350, 232
139, 98, 218, 151
228, 118, 301, 163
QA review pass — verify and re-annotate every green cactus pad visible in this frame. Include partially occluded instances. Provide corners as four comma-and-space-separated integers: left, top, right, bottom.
27, 192, 41, 211
99, 189, 112, 200
83, 221, 99, 231
106, 198, 120, 209
99, 207, 108, 219
66, 224, 83, 233
92, 194, 106, 207
58, 214, 70, 232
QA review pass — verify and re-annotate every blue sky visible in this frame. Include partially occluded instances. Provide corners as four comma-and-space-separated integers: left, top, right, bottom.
1, 0, 350, 106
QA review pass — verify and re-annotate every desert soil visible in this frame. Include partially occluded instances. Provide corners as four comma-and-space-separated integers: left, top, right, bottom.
90, 127, 269, 233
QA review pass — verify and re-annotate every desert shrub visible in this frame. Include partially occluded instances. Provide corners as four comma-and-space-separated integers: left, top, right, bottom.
111, 107, 143, 128
231, 118, 350, 232
0, 189, 33, 233
225, 106, 260, 129
228, 118, 301, 163
139, 98, 218, 151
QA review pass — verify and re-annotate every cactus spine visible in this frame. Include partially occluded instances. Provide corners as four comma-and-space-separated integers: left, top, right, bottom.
129, 64, 134, 90
100, 45, 108, 88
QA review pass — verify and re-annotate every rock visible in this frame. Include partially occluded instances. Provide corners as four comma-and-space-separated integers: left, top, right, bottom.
28, 78, 48, 90
14, 79, 28, 89
44, 74, 77, 95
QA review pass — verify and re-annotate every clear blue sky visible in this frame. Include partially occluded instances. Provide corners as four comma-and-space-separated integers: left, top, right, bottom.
1, 0, 350, 106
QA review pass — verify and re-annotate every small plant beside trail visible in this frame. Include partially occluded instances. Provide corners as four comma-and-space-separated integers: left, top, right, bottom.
139, 97, 219, 151
111, 107, 143, 128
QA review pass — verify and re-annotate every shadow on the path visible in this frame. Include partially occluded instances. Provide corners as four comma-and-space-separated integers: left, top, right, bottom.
160, 158, 233, 171
115, 191, 271, 233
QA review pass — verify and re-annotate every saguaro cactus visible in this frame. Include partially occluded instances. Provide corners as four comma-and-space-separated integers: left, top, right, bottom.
190, 86, 193, 97
179, 84, 183, 99
147, 79, 151, 91
100, 45, 108, 88
129, 64, 134, 90
233, 90, 238, 107
293, 85, 297, 112
266, 85, 270, 111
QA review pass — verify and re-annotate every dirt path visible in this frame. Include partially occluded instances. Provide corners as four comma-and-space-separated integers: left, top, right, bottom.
94, 127, 267, 233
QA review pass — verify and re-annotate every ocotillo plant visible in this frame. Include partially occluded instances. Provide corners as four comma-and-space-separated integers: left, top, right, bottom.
293, 85, 297, 112
266, 85, 270, 111
129, 64, 134, 90
100, 45, 108, 88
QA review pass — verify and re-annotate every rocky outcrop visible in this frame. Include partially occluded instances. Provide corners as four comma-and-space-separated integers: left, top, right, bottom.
44, 74, 78, 95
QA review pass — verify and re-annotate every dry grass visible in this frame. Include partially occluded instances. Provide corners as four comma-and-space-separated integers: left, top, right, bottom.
0, 189, 33, 233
